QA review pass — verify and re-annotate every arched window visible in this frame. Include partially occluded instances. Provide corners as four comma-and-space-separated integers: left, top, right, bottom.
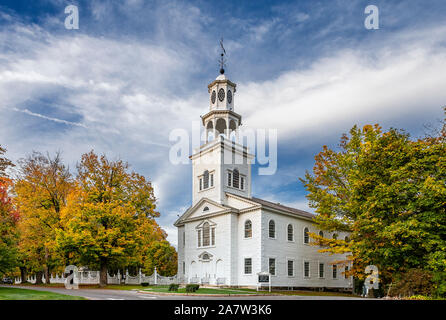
344, 236, 349, 242
232, 169, 239, 189
269, 220, 275, 238
303, 227, 309, 244
287, 224, 293, 241
332, 233, 338, 240
202, 254, 209, 261
203, 222, 210, 246
244, 220, 252, 238
203, 170, 209, 189
203, 206, 209, 212
318, 230, 324, 246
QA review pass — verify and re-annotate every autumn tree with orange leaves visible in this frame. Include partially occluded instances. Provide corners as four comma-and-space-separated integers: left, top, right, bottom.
0, 145, 19, 275
14, 151, 73, 283
55, 151, 170, 287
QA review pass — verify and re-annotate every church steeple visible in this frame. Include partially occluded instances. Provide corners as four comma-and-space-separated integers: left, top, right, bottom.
190, 40, 253, 206
201, 39, 242, 142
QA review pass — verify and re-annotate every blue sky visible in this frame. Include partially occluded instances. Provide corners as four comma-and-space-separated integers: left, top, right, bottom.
1, 0, 446, 246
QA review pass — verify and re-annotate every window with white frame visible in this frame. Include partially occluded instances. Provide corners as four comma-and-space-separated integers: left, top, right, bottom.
268, 220, 275, 238
319, 263, 324, 278
244, 220, 252, 238
227, 169, 245, 190
269, 258, 276, 276
244, 258, 252, 274
344, 265, 349, 279
199, 170, 214, 191
304, 227, 309, 244
287, 260, 294, 277
203, 222, 210, 246
287, 224, 293, 241
332, 264, 337, 279
197, 222, 215, 247
304, 261, 310, 278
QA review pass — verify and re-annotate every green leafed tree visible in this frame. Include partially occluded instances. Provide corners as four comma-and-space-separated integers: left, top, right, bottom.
300, 109, 446, 293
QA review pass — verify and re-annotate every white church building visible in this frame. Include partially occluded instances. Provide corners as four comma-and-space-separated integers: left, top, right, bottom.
174, 68, 352, 290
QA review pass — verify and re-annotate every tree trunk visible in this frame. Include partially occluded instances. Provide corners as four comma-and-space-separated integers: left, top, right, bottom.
20, 267, 27, 284
35, 270, 43, 284
44, 247, 51, 284
99, 259, 107, 287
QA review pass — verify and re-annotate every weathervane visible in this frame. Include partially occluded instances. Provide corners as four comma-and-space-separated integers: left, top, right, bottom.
219, 37, 227, 74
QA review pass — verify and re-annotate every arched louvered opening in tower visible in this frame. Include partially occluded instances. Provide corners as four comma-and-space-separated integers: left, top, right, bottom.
215, 118, 226, 136
206, 121, 214, 142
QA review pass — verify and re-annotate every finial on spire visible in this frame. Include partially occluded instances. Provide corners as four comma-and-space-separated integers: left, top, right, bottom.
219, 37, 226, 74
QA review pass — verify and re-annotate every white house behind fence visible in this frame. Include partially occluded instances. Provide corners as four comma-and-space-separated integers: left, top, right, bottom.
174, 69, 353, 290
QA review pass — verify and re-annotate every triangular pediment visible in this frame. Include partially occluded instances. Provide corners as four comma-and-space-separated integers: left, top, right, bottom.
174, 198, 232, 226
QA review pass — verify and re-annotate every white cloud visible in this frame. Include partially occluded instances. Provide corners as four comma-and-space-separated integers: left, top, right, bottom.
238, 26, 446, 148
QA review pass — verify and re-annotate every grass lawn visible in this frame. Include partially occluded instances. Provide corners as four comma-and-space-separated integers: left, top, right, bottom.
142, 286, 258, 295
0, 287, 86, 300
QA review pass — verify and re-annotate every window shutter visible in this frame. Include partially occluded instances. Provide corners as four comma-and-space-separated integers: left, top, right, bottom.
228, 172, 232, 187
233, 169, 239, 188
203, 170, 209, 189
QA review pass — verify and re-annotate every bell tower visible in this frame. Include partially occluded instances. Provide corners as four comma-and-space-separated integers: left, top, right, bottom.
201, 46, 242, 143
190, 40, 253, 206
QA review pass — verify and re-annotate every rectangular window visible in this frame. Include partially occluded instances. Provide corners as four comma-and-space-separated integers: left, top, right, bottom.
345, 265, 349, 279
333, 265, 337, 279
228, 172, 232, 187
287, 260, 294, 277
241, 177, 245, 190
319, 263, 324, 278
304, 261, 310, 278
183, 262, 185, 275
244, 258, 252, 274
211, 228, 215, 246
210, 174, 214, 187
198, 230, 201, 247
183, 231, 185, 246
199, 178, 203, 191
269, 258, 276, 276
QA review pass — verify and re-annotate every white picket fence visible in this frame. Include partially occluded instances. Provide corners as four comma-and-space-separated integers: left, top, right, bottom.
14, 267, 178, 285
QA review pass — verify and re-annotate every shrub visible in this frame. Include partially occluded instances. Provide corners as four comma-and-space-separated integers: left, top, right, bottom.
432, 272, 446, 298
186, 284, 200, 293
388, 269, 434, 297
169, 284, 179, 291
141, 282, 149, 287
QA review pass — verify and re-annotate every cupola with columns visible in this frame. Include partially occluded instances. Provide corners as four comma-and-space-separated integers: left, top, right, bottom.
201, 50, 242, 143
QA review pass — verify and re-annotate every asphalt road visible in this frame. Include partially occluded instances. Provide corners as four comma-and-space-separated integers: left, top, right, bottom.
1, 285, 366, 300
